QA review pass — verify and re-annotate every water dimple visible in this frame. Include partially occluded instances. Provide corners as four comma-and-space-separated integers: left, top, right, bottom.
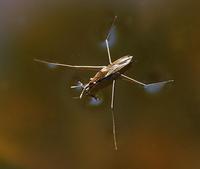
100, 26, 117, 48
88, 97, 103, 106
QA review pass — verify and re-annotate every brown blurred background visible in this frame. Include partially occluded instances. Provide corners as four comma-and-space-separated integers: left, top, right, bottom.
0, 0, 200, 169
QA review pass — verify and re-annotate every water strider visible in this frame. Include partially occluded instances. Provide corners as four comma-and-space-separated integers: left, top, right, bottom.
34, 16, 173, 150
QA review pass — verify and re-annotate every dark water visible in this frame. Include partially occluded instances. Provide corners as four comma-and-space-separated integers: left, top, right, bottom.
0, 0, 200, 169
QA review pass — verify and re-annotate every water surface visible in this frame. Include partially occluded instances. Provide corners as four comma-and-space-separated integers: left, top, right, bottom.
0, 0, 200, 169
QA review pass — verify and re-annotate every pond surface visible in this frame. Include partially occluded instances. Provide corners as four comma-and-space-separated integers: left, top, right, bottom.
0, 0, 200, 169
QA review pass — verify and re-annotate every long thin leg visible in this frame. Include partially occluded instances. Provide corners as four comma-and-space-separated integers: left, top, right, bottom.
79, 83, 89, 99
111, 80, 118, 150
121, 74, 146, 86
121, 74, 174, 87
34, 59, 105, 71
70, 81, 84, 89
105, 16, 118, 64
106, 39, 112, 64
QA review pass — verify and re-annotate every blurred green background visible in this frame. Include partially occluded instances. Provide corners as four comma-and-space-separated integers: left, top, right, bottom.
0, 0, 200, 169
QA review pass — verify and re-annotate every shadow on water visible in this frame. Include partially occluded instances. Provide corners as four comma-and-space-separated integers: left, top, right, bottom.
0, 0, 200, 169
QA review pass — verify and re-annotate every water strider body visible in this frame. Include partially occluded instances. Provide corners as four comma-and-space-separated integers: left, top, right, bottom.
34, 16, 173, 150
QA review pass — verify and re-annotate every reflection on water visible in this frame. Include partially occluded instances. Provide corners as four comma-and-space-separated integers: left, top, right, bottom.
144, 80, 174, 94
100, 25, 117, 48
88, 97, 103, 106
0, 0, 200, 169
47, 63, 57, 69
